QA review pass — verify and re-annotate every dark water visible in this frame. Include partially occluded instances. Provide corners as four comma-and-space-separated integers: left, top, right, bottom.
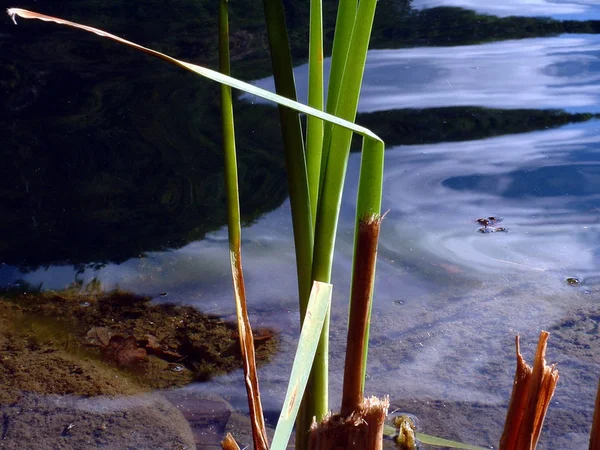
2, 1, 600, 448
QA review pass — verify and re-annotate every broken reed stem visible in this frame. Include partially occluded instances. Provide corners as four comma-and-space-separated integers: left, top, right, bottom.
500, 337, 530, 450
341, 214, 382, 417
590, 379, 600, 450
309, 396, 389, 450
221, 432, 242, 450
230, 250, 269, 450
219, 0, 268, 448
499, 331, 559, 450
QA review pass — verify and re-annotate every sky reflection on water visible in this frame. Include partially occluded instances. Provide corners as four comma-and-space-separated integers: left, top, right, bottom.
4, 119, 600, 410
412, 0, 600, 20
248, 35, 600, 113
2, 122, 599, 447
376, 121, 600, 278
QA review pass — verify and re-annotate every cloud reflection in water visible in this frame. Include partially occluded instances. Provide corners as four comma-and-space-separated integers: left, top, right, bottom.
339, 122, 600, 420
411, 0, 600, 20
367, 122, 600, 277
248, 35, 600, 113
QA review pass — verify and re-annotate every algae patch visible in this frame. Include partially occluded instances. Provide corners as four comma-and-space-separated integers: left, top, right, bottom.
0, 288, 278, 402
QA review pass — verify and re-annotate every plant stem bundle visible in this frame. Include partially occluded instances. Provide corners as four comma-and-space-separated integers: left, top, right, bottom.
499, 331, 559, 450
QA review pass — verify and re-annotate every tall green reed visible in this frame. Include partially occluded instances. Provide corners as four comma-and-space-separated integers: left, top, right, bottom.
218, 1, 269, 448
260, 1, 380, 446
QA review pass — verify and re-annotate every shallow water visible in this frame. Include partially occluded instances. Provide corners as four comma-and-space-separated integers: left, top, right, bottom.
2, 1, 600, 448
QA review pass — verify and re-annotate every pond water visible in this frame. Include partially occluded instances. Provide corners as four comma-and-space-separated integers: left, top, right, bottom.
411, 0, 600, 20
249, 35, 600, 112
2, 1, 600, 449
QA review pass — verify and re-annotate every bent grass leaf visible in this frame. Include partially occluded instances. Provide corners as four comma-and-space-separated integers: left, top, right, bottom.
382, 425, 490, 450
415, 433, 490, 450
6, 8, 382, 145
270, 281, 332, 450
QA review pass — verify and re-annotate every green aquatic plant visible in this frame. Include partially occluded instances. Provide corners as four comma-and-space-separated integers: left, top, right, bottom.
261, 1, 381, 445
7, 5, 384, 448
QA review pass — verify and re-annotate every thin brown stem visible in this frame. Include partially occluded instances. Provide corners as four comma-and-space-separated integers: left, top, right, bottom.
341, 215, 381, 417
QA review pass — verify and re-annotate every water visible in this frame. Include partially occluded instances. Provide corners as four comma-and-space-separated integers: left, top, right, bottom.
2, 1, 600, 448
411, 0, 600, 20
248, 35, 600, 112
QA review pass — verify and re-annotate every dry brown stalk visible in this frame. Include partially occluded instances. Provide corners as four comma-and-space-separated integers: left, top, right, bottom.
308, 396, 389, 450
229, 248, 269, 450
499, 331, 559, 450
341, 214, 382, 417
221, 432, 242, 450
308, 215, 385, 449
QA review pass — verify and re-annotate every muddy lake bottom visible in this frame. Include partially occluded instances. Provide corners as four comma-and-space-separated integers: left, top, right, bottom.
0, 281, 598, 449
0, 288, 279, 449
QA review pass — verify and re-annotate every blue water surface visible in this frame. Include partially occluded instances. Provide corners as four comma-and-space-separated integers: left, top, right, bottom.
412, 0, 600, 21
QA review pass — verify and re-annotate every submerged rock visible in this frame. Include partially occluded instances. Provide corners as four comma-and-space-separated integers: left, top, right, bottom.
565, 276, 581, 286
0, 392, 195, 450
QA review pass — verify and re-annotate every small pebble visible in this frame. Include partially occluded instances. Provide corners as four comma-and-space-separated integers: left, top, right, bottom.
169, 363, 184, 373
565, 277, 580, 286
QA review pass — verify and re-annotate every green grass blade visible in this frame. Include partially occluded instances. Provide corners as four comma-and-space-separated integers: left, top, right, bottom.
383, 425, 489, 450
300, 1, 325, 445
320, 0, 357, 184
415, 433, 491, 450
325, 0, 357, 117
354, 137, 385, 388
312, 0, 379, 284
306, 0, 324, 226
219, 0, 241, 245
218, 2, 269, 448
261, 0, 314, 325
356, 139, 384, 219
270, 281, 333, 450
